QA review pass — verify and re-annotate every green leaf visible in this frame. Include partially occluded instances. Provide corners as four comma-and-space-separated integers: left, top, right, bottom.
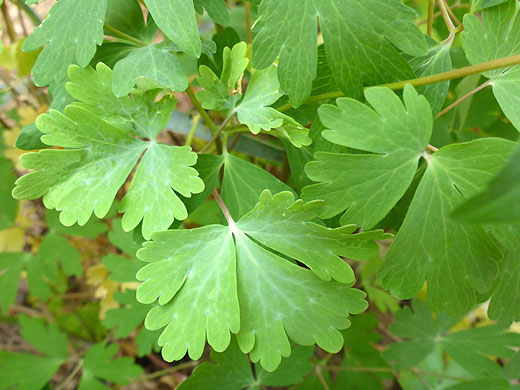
112, 43, 189, 97
193, 0, 230, 26
178, 339, 313, 390
0, 253, 50, 314
471, 0, 509, 12
79, 343, 143, 390
452, 142, 520, 223
103, 254, 142, 282
22, 0, 107, 87
0, 316, 68, 390
108, 218, 142, 258
39, 232, 82, 279
462, 0, 520, 131
380, 138, 514, 315
46, 209, 108, 238
488, 248, 520, 326
237, 191, 387, 283
409, 40, 453, 117
12, 64, 204, 239
15, 123, 47, 151
302, 85, 432, 228
103, 290, 151, 338
221, 152, 293, 220
334, 314, 391, 390
144, 0, 201, 57
0, 157, 17, 230
138, 190, 371, 371
252, 0, 426, 106
104, 0, 157, 43
196, 42, 249, 111
383, 300, 520, 377
235, 66, 311, 147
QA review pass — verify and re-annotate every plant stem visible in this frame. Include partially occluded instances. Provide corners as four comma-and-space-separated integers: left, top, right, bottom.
55, 360, 83, 390
277, 54, 520, 111
1, 1, 16, 42
437, 79, 491, 118
185, 114, 200, 147
245, 1, 253, 45
213, 189, 235, 227
417, 4, 469, 26
427, 144, 439, 152
10, 0, 41, 26
436, 0, 455, 32
199, 110, 236, 154
427, 0, 435, 36
134, 361, 199, 382
104, 23, 147, 47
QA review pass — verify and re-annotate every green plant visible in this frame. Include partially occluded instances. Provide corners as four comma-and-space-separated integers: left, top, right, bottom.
1, 0, 520, 388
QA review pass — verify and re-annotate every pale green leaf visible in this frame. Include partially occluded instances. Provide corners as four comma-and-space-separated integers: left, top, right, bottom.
196, 42, 249, 111
462, 0, 520, 131
302, 85, 432, 228
252, 0, 426, 105
137, 190, 371, 371
103, 254, 142, 282
471, 0, 509, 12
235, 66, 311, 147
39, 232, 82, 279
22, 0, 107, 87
12, 64, 204, 239
144, 0, 201, 57
380, 139, 514, 315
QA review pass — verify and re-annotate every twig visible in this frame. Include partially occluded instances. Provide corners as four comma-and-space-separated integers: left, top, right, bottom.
1, 1, 16, 42
437, 79, 492, 119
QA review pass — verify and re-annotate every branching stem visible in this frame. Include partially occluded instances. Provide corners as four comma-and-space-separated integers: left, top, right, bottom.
277, 54, 520, 111
213, 189, 235, 228
436, 0, 456, 32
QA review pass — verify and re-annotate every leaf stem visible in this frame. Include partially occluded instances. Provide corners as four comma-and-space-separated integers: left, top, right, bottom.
134, 361, 199, 382
436, 0, 455, 33
104, 23, 148, 47
212, 189, 236, 228
1, 1, 16, 42
10, 0, 41, 26
55, 360, 83, 390
277, 54, 520, 111
427, 0, 435, 36
245, 1, 253, 45
199, 110, 236, 154
185, 114, 200, 147
437, 79, 491, 118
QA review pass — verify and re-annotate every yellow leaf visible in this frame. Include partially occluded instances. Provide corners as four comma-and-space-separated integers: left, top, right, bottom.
0, 227, 25, 252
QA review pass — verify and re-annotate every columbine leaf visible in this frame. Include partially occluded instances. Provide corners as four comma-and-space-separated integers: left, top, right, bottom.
193, 0, 230, 26
237, 191, 386, 283
0, 253, 50, 314
104, 0, 157, 43
103, 290, 151, 338
46, 209, 108, 238
0, 316, 68, 390
196, 42, 249, 111
39, 232, 82, 279
143, 0, 201, 57
221, 152, 294, 220
78, 343, 143, 390
379, 138, 514, 315
471, 0, 509, 12
179, 339, 313, 390
22, 0, 106, 88
452, 141, 520, 223
137, 190, 374, 371
252, 0, 426, 105
488, 248, 520, 326
462, 0, 520, 131
13, 64, 204, 239
235, 66, 311, 148
302, 84, 432, 228
383, 300, 520, 377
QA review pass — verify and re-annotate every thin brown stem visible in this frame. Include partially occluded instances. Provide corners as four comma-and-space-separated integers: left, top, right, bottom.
427, 144, 439, 152
437, 79, 491, 119
199, 110, 236, 154
213, 189, 236, 228
55, 360, 83, 390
